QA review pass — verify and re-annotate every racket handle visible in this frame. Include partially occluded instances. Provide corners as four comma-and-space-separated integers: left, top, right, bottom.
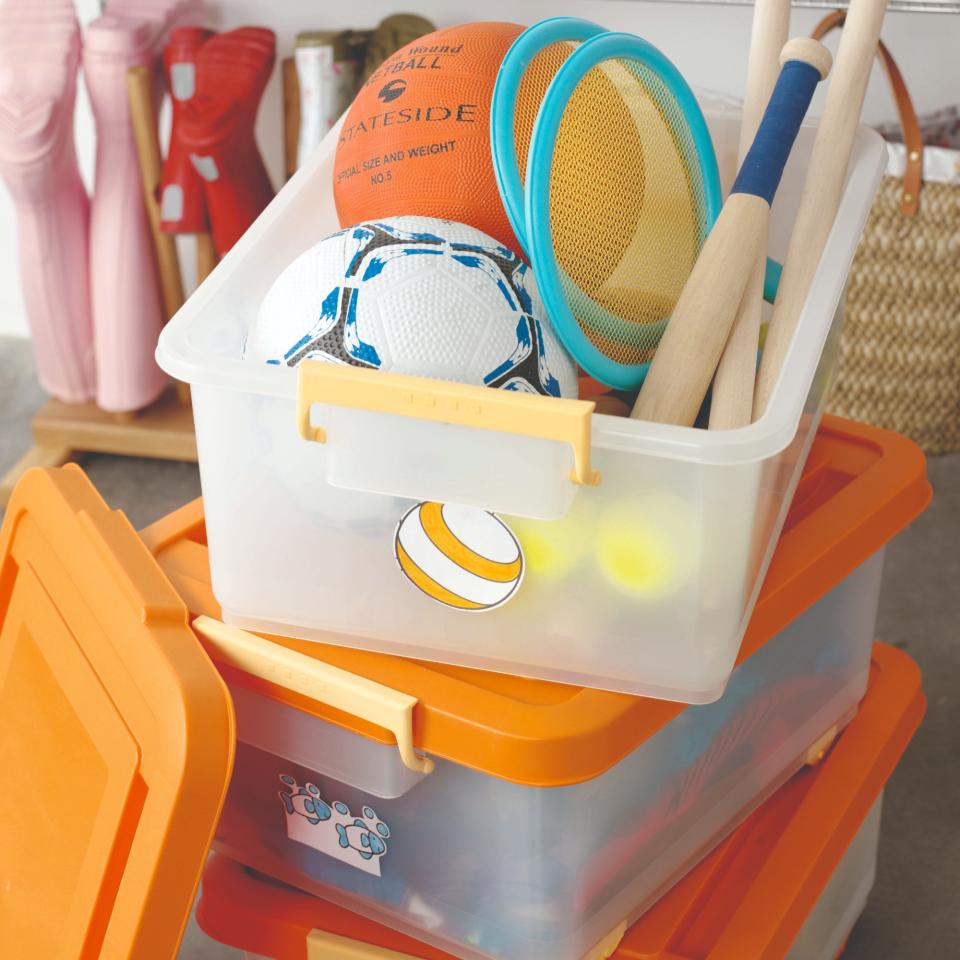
709, 0, 790, 430
632, 38, 831, 427
754, 0, 889, 418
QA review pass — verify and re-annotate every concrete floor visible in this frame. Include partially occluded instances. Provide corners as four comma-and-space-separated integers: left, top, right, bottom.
1, 335, 956, 958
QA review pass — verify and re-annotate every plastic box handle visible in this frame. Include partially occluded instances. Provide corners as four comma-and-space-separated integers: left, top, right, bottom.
305, 923, 627, 959
296, 362, 602, 487
192, 616, 434, 775
307, 931, 420, 959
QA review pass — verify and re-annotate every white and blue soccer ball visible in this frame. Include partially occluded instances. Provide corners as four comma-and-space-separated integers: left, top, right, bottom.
244, 215, 578, 398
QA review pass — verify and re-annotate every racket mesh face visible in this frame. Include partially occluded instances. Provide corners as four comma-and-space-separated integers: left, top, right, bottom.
514, 42, 578, 192
549, 57, 711, 367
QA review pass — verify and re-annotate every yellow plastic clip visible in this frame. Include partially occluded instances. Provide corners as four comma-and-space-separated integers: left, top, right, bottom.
296, 362, 601, 487
583, 921, 627, 960
307, 931, 421, 960
804, 724, 839, 767
192, 616, 434, 775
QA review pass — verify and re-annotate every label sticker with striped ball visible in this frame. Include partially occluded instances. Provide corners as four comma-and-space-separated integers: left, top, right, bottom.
394, 501, 524, 612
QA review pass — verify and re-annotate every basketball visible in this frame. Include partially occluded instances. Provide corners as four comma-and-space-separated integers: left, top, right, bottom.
333, 22, 523, 255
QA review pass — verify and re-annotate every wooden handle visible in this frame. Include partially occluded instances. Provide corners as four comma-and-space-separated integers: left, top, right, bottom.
709, 0, 790, 430
754, 0, 889, 418
631, 197, 767, 426
282, 57, 300, 180
741, 0, 793, 157
196, 232, 218, 283
632, 40, 830, 427
126, 65, 185, 321
812, 8, 922, 216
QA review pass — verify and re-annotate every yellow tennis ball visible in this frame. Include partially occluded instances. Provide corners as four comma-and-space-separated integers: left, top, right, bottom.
596, 492, 697, 596
395, 502, 523, 611
510, 497, 597, 582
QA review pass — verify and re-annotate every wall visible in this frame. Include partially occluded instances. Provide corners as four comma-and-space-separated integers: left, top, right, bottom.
1, 0, 957, 339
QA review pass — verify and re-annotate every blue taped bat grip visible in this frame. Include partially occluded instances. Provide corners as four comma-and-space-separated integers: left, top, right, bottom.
731, 59, 821, 206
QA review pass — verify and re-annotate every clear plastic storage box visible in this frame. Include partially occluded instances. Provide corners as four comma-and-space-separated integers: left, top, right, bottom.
156, 109, 887, 702
139, 418, 928, 960
192, 641, 924, 960
201, 802, 884, 960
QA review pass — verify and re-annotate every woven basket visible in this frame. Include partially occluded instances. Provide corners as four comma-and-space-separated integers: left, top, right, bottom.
830, 177, 960, 453
814, 12, 960, 454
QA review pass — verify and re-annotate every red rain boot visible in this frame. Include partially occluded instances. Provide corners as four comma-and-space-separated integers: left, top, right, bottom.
160, 25, 214, 234
180, 26, 276, 254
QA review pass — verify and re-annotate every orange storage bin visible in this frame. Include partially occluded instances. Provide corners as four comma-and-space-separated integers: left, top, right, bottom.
192, 640, 925, 960
0, 466, 235, 960
138, 416, 928, 960
0, 417, 929, 960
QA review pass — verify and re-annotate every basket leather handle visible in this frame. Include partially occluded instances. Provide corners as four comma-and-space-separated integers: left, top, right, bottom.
811, 9, 922, 216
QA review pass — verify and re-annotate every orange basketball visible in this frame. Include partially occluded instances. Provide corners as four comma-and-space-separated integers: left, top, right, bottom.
333, 22, 523, 255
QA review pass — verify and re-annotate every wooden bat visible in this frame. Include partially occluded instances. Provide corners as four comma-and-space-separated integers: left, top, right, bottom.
753, 0, 889, 418
709, 0, 791, 430
632, 39, 832, 427
127, 65, 185, 322
196, 232, 218, 284
126, 64, 190, 405
282, 56, 300, 181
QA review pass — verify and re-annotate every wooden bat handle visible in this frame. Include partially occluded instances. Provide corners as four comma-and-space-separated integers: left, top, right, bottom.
126, 65, 185, 321
709, 0, 790, 430
740, 0, 792, 157
282, 57, 300, 181
754, 0, 889, 418
196, 233, 218, 283
632, 201, 767, 427
127, 64, 190, 405
632, 39, 831, 427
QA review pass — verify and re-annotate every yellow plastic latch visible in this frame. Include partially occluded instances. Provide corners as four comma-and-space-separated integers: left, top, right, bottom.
296, 362, 601, 487
583, 921, 628, 960
192, 616, 434, 775
805, 724, 840, 766
307, 931, 420, 960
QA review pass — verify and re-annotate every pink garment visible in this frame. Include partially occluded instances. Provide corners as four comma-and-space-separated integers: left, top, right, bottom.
82, 1, 206, 411
0, 8, 96, 402
105, 0, 204, 57
84, 15, 168, 412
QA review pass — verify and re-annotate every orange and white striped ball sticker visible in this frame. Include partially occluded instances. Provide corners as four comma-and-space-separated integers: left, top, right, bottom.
394, 501, 524, 611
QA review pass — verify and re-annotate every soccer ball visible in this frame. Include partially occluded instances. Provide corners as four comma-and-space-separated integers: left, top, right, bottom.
244, 216, 578, 398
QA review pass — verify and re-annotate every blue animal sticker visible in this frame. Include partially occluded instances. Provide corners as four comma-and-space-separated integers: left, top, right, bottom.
278, 775, 331, 825
335, 808, 392, 860
277, 775, 392, 877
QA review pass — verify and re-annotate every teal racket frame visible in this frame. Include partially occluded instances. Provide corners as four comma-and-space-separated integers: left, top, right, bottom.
491, 17, 607, 255
525, 31, 724, 390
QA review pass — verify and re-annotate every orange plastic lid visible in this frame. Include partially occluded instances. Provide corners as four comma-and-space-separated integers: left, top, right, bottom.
140, 415, 929, 788
196, 641, 925, 960
0, 466, 235, 960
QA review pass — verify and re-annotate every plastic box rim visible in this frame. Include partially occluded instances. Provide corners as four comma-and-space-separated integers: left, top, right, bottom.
155, 115, 887, 468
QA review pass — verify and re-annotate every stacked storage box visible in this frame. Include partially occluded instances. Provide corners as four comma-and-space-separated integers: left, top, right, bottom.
0, 422, 928, 960
0, 61, 926, 959
194, 639, 925, 960
155, 108, 888, 703
136, 416, 928, 960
